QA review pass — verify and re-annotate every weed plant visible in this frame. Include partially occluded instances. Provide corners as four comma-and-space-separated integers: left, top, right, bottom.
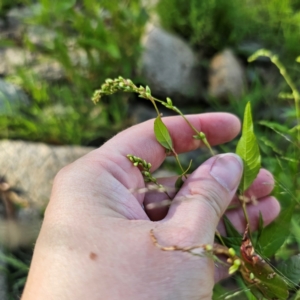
92, 62, 300, 298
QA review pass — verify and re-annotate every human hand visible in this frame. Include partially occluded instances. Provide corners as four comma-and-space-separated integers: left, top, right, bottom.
22, 113, 280, 300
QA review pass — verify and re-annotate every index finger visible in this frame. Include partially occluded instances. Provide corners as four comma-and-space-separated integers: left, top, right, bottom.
95, 113, 240, 172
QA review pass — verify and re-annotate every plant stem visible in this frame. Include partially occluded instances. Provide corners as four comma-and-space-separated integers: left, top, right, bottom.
240, 194, 252, 241
215, 230, 227, 247
173, 151, 187, 178
249, 49, 300, 144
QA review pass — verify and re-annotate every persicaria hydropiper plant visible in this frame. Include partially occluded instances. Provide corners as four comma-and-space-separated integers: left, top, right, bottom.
92, 49, 300, 299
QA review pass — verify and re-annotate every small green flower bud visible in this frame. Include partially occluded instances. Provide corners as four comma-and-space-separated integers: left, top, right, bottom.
250, 273, 255, 280
233, 259, 241, 267
205, 244, 213, 251
229, 265, 238, 275
166, 97, 173, 106
146, 86, 151, 96
128, 156, 134, 161
228, 248, 236, 257
199, 132, 206, 139
134, 162, 139, 167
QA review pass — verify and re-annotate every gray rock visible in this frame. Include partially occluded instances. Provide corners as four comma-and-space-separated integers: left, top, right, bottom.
0, 79, 29, 115
140, 24, 202, 103
26, 25, 56, 49
0, 141, 95, 249
208, 49, 246, 100
31, 58, 65, 81
0, 140, 95, 210
0, 46, 65, 81
0, 48, 34, 76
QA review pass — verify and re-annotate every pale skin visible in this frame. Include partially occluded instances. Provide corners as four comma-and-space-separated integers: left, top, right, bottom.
22, 113, 280, 300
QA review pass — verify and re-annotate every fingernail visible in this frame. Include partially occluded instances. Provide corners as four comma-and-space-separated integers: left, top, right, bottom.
210, 153, 243, 192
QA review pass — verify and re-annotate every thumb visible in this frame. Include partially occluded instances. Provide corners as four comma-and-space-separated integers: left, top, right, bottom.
165, 153, 243, 244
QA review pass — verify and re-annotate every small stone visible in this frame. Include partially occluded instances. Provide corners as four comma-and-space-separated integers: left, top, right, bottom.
0, 48, 34, 75
208, 49, 247, 100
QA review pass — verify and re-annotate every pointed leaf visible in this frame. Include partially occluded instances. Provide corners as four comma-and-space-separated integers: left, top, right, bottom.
259, 120, 290, 134
258, 203, 295, 257
255, 212, 264, 251
223, 215, 242, 238
220, 215, 243, 252
220, 236, 242, 253
236, 102, 261, 192
277, 255, 300, 288
154, 116, 173, 151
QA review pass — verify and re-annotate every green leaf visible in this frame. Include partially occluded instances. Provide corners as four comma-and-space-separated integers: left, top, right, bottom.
277, 255, 300, 288
154, 116, 173, 151
236, 102, 261, 192
223, 215, 242, 238
221, 236, 242, 253
258, 203, 295, 257
259, 136, 283, 155
220, 215, 242, 253
290, 289, 300, 300
255, 212, 264, 251
53, 0, 76, 12
259, 120, 290, 134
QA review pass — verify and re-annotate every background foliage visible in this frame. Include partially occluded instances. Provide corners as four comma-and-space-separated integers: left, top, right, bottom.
1, 0, 147, 145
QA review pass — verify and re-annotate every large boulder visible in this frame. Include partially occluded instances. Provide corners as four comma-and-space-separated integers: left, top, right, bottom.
0, 140, 95, 249
140, 24, 202, 103
0, 140, 95, 211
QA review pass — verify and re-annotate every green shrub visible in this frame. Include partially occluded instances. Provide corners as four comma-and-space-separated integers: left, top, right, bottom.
156, 0, 300, 60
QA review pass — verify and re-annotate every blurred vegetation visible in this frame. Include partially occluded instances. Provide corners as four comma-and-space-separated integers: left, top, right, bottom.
0, 0, 148, 145
157, 0, 300, 60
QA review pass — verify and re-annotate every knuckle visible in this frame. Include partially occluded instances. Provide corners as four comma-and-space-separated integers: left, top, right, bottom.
53, 163, 74, 185
188, 184, 224, 219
